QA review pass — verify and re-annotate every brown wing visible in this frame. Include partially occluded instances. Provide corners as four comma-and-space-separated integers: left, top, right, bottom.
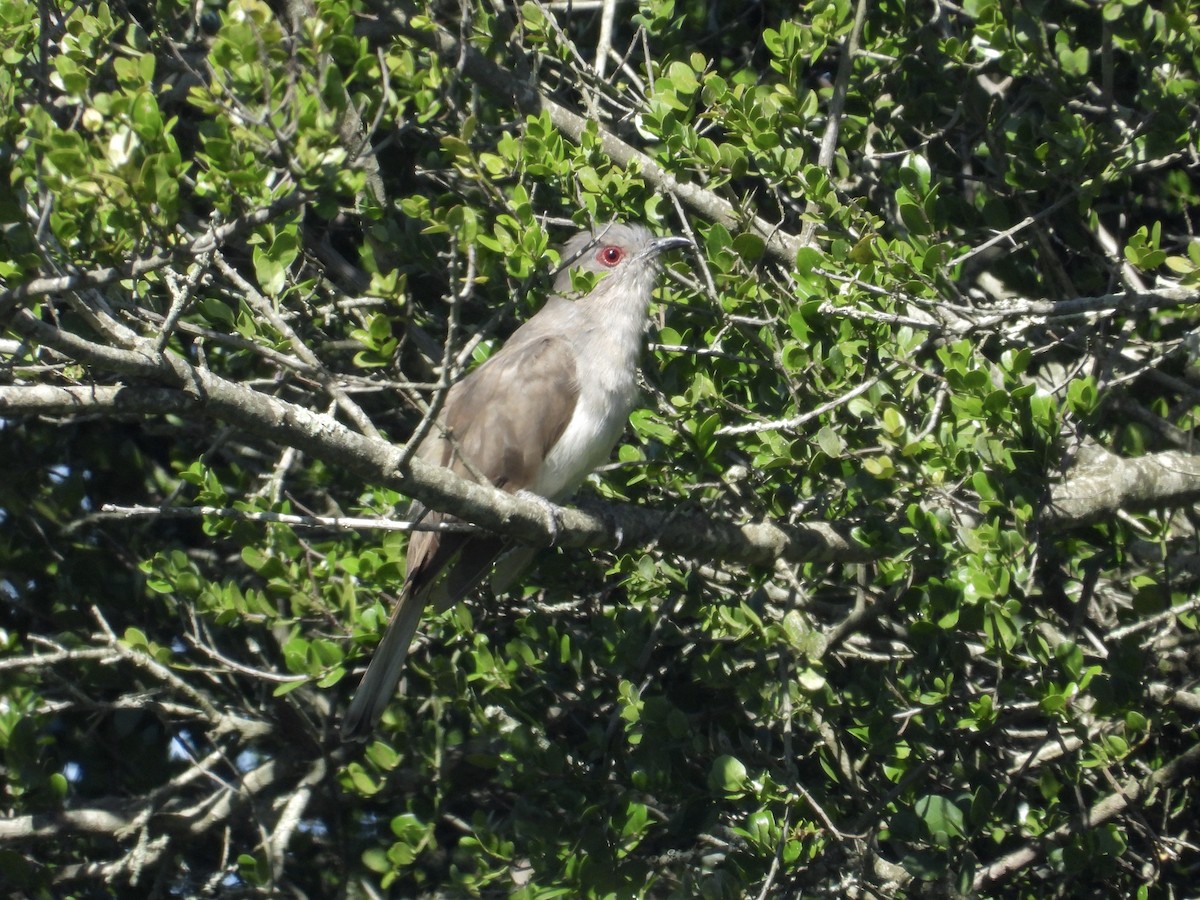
343, 334, 579, 739
403, 332, 580, 608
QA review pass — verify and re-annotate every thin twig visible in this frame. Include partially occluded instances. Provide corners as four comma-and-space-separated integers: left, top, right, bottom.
97, 503, 477, 533
395, 242, 478, 473
0, 195, 307, 311
213, 253, 381, 438
799, 0, 871, 247
717, 376, 879, 436
974, 740, 1200, 890
156, 214, 222, 353
594, 0, 617, 79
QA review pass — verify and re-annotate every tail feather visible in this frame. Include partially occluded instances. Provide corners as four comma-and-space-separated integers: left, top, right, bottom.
341, 541, 504, 740
340, 588, 426, 740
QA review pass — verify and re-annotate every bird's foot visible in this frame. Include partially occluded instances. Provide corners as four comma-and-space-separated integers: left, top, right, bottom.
516, 490, 564, 545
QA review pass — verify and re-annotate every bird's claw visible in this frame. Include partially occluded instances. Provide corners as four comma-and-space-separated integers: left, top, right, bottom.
517, 489, 564, 546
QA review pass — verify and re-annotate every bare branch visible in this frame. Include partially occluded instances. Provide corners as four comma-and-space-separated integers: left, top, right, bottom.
212, 253, 381, 439
96, 502, 475, 533
1046, 448, 1200, 529
268, 758, 327, 879
372, 5, 804, 266
717, 375, 881, 437
974, 740, 1200, 889
799, 0, 870, 247
0, 338, 869, 568
0, 808, 134, 840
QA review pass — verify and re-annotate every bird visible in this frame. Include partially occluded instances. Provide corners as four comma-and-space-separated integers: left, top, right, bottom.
341, 222, 691, 738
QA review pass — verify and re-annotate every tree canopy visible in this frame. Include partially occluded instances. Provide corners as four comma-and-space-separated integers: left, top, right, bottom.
2, 0, 1199, 896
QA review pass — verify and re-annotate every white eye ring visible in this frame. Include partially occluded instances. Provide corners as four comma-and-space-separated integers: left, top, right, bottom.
598, 246, 624, 266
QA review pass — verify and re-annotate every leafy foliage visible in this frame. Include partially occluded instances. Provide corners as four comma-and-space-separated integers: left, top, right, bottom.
2, 0, 1199, 896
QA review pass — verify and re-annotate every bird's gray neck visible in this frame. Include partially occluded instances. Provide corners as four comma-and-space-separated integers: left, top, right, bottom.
572, 272, 655, 397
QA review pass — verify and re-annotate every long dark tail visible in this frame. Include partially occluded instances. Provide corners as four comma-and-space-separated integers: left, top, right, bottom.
340, 587, 426, 740
341, 536, 509, 740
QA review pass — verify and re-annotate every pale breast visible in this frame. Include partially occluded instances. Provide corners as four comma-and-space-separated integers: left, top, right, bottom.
534, 342, 641, 500
528, 277, 651, 500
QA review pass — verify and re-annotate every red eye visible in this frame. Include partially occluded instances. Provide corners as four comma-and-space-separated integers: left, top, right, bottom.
597, 245, 624, 266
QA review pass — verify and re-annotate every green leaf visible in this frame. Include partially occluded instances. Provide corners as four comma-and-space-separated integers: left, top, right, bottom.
667, 60, 698, 94
732, 232, 765, 263
816, 425, 843, 458
346, 763, 381, 796
708, 754, 748, 795
914, 794, 966, 846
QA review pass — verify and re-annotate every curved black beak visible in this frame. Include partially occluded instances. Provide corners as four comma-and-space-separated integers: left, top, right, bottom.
647, 235, 694, 256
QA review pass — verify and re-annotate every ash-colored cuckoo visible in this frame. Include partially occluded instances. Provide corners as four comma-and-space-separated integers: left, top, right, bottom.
342, 223, 691, 738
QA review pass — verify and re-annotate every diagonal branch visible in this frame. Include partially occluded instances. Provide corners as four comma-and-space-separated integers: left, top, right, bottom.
974, 739, 1200, 889
799, 0, 870, 248
369, 4, 803, 265
6, 376, 1200, 554
1043, 447, 1200, 529
0, 326, 867, 568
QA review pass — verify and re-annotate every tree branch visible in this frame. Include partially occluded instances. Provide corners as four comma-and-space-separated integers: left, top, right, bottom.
7, 374, 1200, 555
799, 0, 870, 248
369, 4, 803, 265
1045, 447, 1200, 529
0, 808, 134, 840
95, 502, 475, 534
974, 739, 1200, 889
0, 343, 867, 569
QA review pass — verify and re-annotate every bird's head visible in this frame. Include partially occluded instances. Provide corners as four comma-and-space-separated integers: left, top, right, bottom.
552, 222, 692, 295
